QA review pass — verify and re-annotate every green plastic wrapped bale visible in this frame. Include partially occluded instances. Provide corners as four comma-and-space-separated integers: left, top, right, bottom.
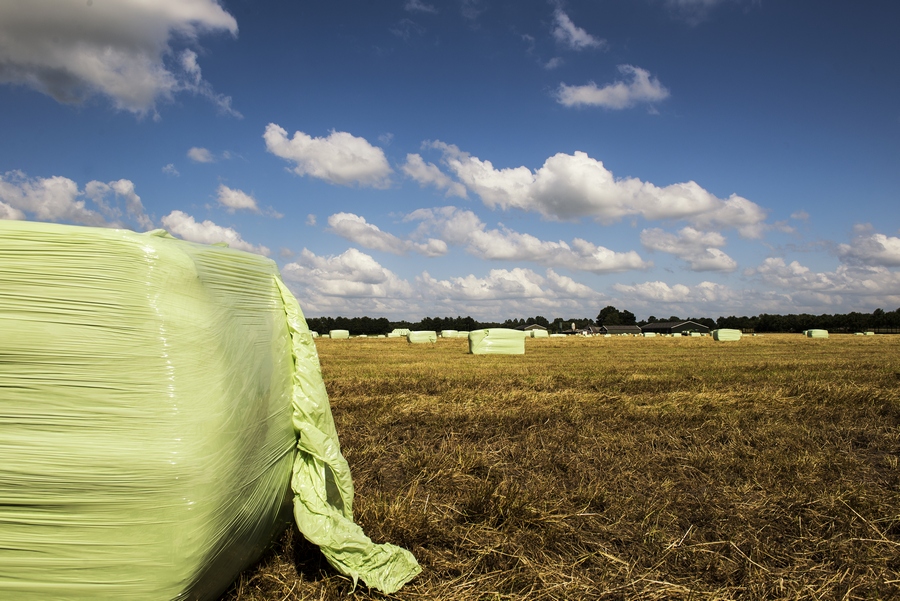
407, 330, 437, 343
468, 328, 526, 355
806, 329, 829, 338
712, 328, 742, 341
531, 329, 549, 339
329, 329, 351, 339
440, 330, 458, 338
0, 221, 420, 600
456, 331, 469, 338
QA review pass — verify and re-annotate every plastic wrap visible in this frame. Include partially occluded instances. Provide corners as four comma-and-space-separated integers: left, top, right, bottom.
407, 331, 437, 344
468, 328, 526, 355
0, 221, 419, 599
712, 328, 742, 341
329, 330, 351, 339
440, 330, 458, 338
805, 329, 829, 338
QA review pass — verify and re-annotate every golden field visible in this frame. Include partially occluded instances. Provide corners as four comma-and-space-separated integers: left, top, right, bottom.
222, 333, 900, 601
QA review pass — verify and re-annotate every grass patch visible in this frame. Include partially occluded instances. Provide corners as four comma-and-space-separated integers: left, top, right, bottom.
221, 334, 900, 600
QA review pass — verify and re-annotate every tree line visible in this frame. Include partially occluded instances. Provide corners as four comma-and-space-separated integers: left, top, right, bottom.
304, 307, 900, 336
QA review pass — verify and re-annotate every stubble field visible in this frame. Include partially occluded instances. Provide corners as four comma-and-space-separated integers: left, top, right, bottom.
222, 333, 900, 601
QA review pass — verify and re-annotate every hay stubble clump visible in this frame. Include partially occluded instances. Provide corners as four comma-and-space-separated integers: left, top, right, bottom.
222, 334, 900, 600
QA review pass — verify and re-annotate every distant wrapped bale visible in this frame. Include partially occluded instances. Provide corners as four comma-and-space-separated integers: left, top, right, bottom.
390, 328, 410, 336
690, 332, 702, 337
865, 332, 875, 336
456, 331, 470, 338
407, 330, 437, 343
468, 328, 526, 355
329, 329, 351, 339
440, 330, 458, 338
713, 329, 742, 341
531, 329, 549, 339
806, 329, 829, 338
310, 331, 319, 338
642, 332, 657, 337
550, 333, 567, 338
0, 221, 419, 600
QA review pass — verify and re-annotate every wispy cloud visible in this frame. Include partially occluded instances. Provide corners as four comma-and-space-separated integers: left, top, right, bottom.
551, 9, 606, 51
557, 65, 669, 109
405, 0, 437, 14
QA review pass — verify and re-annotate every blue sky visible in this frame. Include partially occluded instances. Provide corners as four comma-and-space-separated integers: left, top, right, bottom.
1, 0, 898, 321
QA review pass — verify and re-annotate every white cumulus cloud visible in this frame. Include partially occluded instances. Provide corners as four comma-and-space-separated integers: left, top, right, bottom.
0, 171, 151, 229
406, 206, 650, 273
557, 65, 669, 109
0, 0, 238, 117
748, 257, 900, 309
838, 231, 900, 267
641, 226, 737, 272
427, 143, 767, 236
282, 248, 415, 310
188, 147, 215, 163
216, 184, 259, 213
328, 212, 447, 257
402, 154, 467, 198
264, 124, 392, 188
160, 210, 269, 255
551, 9, 606, 51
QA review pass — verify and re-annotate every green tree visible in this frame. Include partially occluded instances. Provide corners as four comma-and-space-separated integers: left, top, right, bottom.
597, 305, 622, 325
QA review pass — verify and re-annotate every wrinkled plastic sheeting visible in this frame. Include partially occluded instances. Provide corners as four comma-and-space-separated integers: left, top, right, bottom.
712, 328, 742, 341
0, 221, 420, 600
468, 328, 526, 355
407, 330, 437, 343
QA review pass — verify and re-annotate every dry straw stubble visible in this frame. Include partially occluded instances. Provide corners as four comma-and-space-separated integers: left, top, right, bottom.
222, 334, 900, 601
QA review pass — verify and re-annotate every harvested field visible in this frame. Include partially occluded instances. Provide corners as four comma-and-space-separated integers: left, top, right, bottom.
221, 334, 900, 600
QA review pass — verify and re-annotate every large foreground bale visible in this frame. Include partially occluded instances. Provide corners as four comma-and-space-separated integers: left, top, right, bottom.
806, 329, 829, 338
468, 328, 526, 355
0, 221, 419, 600
407, 330, 437, 343
713, 328, 742, 341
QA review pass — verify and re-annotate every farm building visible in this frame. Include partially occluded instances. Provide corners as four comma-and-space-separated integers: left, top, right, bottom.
515, 324, 549, 333
640, 320, 710, 336
600, 325, 642, 336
